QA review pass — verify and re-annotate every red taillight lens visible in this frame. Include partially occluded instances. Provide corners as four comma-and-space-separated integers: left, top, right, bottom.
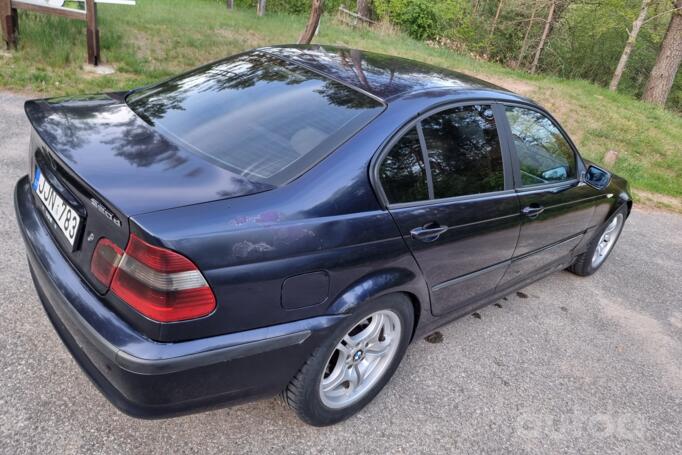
91, 238, 123, 286
92, 234, 216, 323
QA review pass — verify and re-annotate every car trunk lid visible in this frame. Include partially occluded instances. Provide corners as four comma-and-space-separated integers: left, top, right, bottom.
25, 94, 272, 216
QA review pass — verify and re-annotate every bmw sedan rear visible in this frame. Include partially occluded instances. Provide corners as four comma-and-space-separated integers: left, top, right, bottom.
15, 48, 394, 419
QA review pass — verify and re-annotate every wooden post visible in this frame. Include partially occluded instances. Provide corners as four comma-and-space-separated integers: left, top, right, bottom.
257, 0, 266, 16
1, 0, 18, 50
226, 0, 234, 9
11, 5, 17, 37
85, 0, 99, 65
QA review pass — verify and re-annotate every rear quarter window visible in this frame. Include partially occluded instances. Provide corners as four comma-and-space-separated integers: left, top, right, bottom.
127, 52, 384, 185
379, 127, 429, 204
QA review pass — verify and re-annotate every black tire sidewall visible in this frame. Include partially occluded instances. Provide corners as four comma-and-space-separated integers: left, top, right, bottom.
293, 294, 413, 426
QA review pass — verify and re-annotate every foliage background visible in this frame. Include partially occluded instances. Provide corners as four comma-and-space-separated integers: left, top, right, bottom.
0, 0, 680, 206
238, 0, 680, 111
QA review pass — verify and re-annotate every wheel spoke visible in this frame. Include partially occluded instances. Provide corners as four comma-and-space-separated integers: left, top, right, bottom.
322, 365, 347, 393
605, 219, 618, 234
366, 340, 391, 356
362, 355, 383, 379
337, 336, 354, 355
357, 314, 384, 345
347, 364, 362, 394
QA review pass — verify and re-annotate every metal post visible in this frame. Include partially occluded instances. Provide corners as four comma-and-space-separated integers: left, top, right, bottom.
85, 0, 99, 65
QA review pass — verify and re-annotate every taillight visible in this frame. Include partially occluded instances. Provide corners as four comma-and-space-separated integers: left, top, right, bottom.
91, 238, 123, 287
91, 234, 216, 323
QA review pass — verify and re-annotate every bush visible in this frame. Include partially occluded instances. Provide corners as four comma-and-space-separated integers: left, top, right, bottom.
373, 0, 470, 41
231, 0, 344, 15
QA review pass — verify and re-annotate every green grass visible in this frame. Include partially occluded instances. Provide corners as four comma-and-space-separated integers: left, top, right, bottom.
1, 0, 681, 201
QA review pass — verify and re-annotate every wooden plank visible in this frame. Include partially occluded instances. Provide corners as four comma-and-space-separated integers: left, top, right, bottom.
73, 0, 136, 5
11, 1, 86, 20
338, 6, 375, 25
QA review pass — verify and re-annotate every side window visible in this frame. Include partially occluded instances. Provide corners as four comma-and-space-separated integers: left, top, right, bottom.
504, 106, 576, 186
379, 127, 428, 204
420, 105, 504, 199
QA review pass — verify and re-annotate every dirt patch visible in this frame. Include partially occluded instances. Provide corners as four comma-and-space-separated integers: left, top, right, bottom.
129, 30, 162, 61
634, 189, 682, 214
214, 27, 265, 48
466, 71, 538, 96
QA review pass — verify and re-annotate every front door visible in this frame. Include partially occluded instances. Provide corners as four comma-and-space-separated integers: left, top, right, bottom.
496, 105, 597, 290
376, 103, 521, 316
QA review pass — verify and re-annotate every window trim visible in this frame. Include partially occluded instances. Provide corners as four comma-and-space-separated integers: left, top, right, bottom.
497, 101, 586, 191
371, 100, 514, 209
415, 122, 435, 200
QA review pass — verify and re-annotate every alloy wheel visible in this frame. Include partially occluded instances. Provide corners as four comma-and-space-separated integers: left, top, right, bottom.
319, 310, 402, 409
591, 213, 624, 268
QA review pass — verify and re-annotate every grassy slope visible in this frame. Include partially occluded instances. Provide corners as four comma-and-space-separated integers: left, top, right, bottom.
1, 0, 680, 204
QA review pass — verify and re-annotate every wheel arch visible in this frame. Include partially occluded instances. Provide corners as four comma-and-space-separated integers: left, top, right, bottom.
325, 267, 429, 340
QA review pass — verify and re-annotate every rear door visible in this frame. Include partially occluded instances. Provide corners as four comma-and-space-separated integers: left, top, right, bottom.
495, 104, 596, 290
375, 103, 521, 316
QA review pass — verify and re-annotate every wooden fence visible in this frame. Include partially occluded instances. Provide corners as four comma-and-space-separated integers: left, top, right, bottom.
1, 0, 133, 65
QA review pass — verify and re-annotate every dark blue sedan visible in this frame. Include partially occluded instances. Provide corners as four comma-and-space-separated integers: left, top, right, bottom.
14, 45, 631, 426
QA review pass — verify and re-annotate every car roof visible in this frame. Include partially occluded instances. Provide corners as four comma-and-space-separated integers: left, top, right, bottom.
262, 45, 520, 103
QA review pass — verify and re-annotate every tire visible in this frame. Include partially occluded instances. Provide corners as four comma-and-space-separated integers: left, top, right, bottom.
283, 294, 413, 426
569, 205, 627, 277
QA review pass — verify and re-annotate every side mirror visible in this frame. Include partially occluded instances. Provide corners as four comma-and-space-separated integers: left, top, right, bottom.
583, 165, 611, 190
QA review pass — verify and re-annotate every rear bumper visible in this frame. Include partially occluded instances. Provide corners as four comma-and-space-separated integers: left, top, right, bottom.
14, 176, 344, 418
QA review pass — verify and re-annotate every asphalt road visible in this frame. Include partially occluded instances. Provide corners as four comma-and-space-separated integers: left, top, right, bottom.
1, 91, 680, 454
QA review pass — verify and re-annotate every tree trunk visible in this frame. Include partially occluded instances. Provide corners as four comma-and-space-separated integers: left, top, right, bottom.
226, 0, 234, 10
357, 0, 370, 19
642, 0, 682, 105
489, 0, 504, 38
530, 0, 556, 74
257, 0, 266, 16
299, 0, 324, 44
609, 0, 653, 91
516, 2, 538, 69
350, 49, 369, 90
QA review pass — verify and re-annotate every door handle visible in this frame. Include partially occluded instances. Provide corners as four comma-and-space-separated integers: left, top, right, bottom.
522, 204, 545, 218
410, 223, 448, 242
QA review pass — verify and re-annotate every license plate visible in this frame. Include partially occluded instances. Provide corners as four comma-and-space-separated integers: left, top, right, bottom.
32, 167, 82, 246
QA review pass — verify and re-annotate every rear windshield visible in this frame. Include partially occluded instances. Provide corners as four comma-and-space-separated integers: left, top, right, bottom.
127, 52, 384, 184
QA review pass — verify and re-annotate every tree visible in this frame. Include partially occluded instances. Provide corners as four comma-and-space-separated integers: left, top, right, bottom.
609, 0, 654, 91
642, 0, 682, 104
299, 0, 324, 44
530, 0, 556, 73
357, 0, 371, 18
489, 0, 505, 39
226, 0, 234, 9
516, 2, 539, 68
257, 0, 266, 16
